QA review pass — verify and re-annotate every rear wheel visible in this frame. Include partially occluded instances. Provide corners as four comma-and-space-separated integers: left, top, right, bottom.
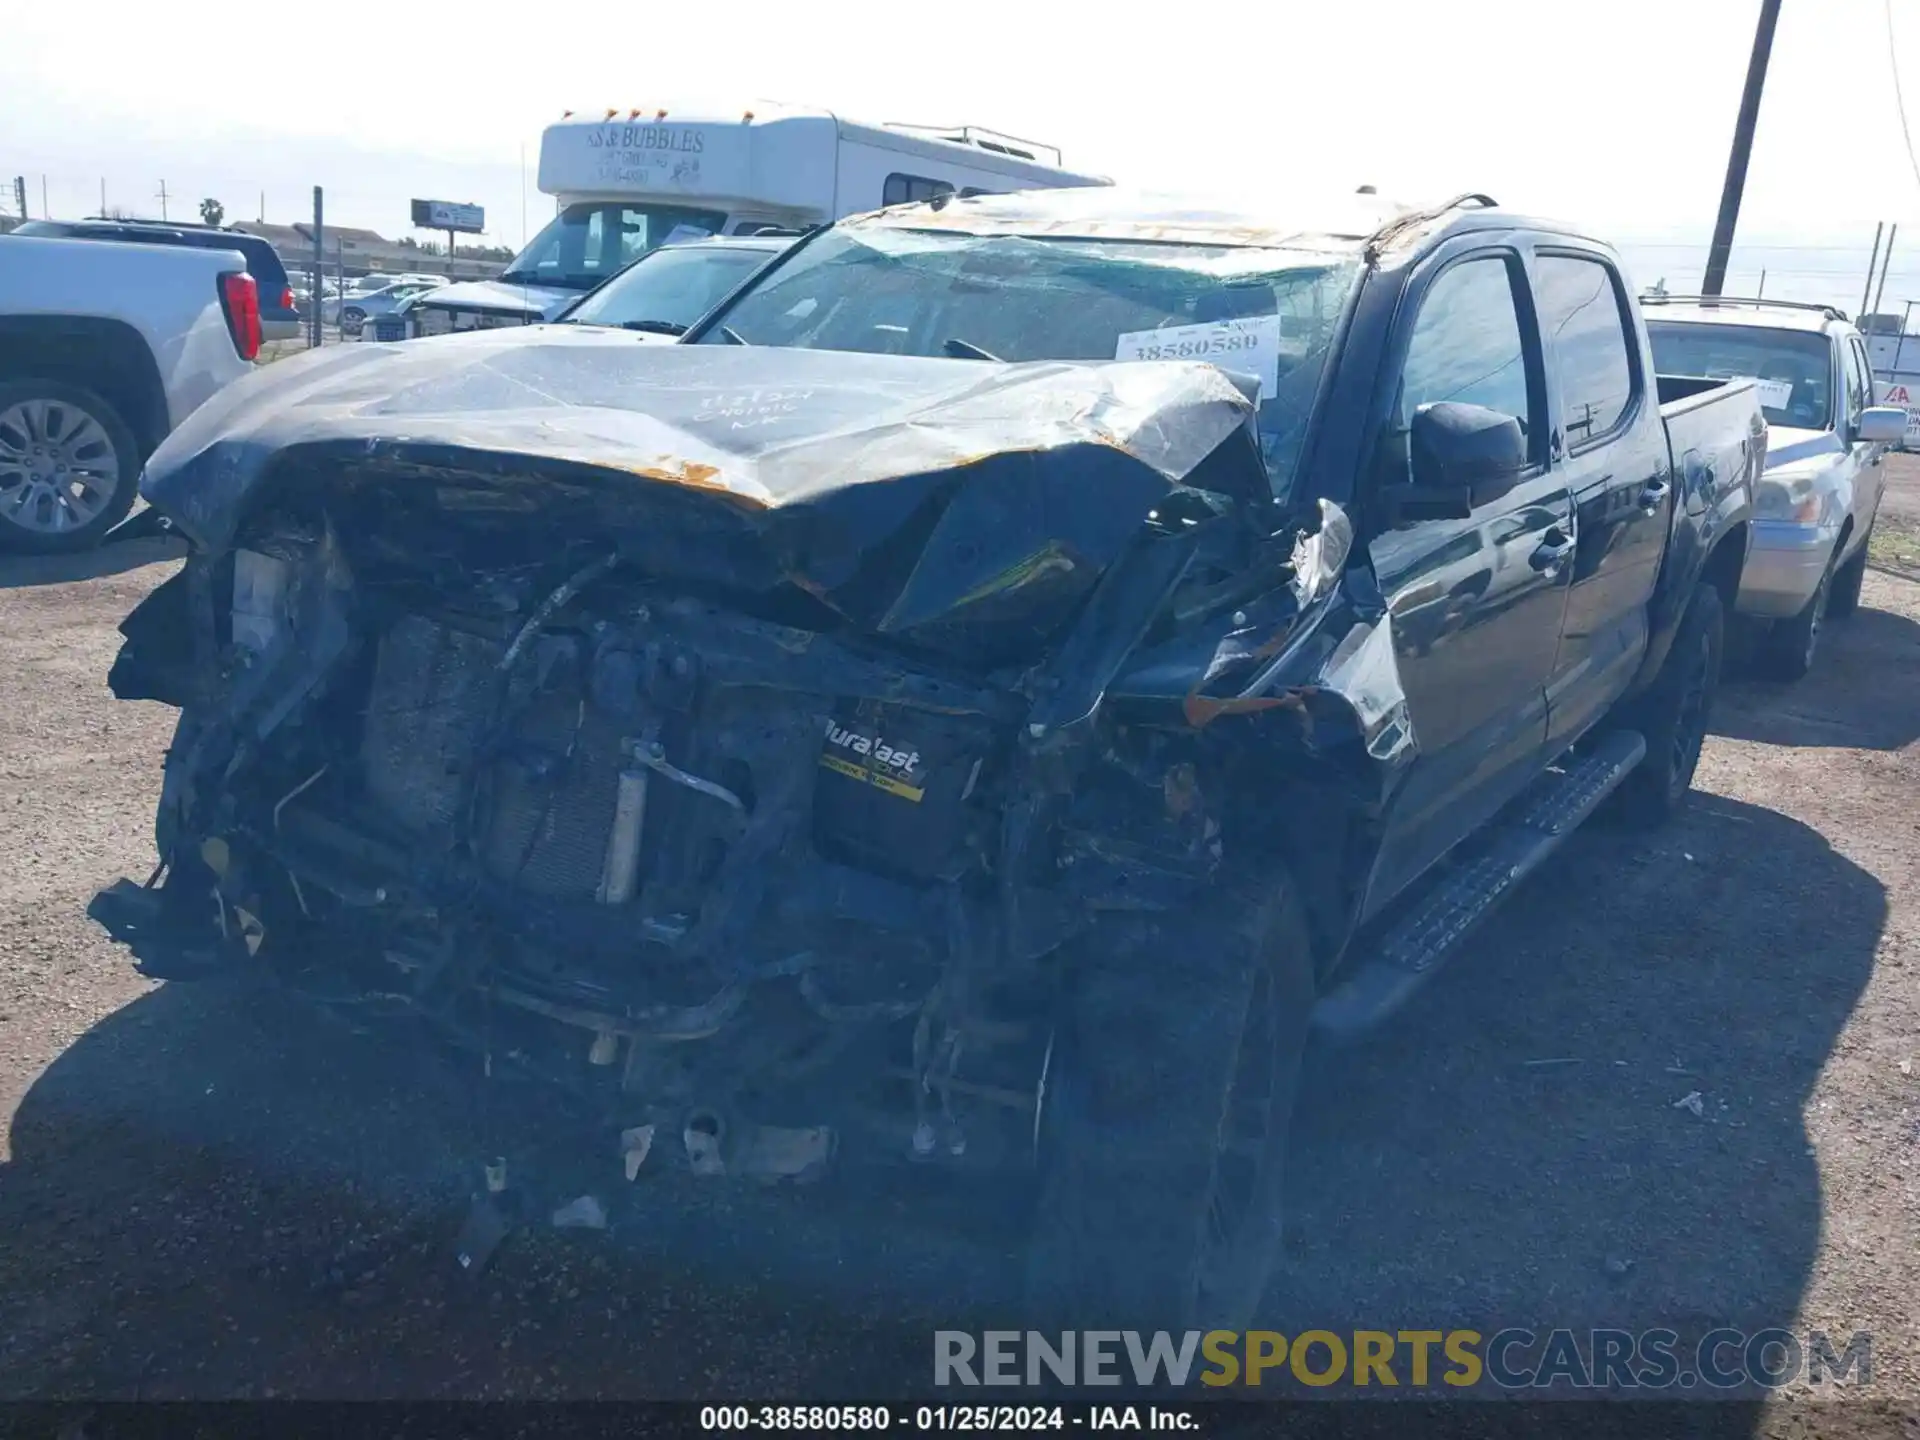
0, 381, 141, 553
1024, 868, 1316, 1334
1610, 580, 1723, 830
1828, 528, 1870, 619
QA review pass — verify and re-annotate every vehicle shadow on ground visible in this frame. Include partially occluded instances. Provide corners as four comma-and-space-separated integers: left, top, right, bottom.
1284, 789, 1882, 1399
0, 534, 185, 591
1711, 602, 1920, 750
0, 781, 1883, 1408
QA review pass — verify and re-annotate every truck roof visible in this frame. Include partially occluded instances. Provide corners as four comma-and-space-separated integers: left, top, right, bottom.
845, 186, 1590, 257
1637, 296, 1848, 334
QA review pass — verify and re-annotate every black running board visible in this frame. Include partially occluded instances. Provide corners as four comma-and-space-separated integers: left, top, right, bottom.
1311, 729, 1647, 1041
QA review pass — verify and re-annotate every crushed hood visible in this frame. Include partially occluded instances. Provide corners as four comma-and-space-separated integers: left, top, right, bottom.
141, 329, 1263, 663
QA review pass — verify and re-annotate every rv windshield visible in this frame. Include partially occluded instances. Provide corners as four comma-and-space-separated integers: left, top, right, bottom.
694, 226, 1362, 497
500, 201, 729, 291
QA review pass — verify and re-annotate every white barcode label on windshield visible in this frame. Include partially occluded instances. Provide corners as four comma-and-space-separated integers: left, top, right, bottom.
1735, 375, 1794, 409
1115, 316, 1281, 400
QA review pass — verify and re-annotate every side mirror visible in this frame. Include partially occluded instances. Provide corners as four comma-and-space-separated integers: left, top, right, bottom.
1393, 402, 1530, 521
1856, 405, 1907, 444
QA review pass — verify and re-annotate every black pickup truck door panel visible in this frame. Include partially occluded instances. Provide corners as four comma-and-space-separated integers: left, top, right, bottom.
1361, 247, 1575, 916
1531, 249, 1671, 745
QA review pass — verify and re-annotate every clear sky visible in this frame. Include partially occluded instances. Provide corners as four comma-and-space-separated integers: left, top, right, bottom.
10, 0, 1920, 310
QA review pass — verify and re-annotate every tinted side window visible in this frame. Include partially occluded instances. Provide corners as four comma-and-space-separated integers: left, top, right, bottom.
1533, 254, 1636, 447
1399, 255, 1536, 441
882, 174, 956, 207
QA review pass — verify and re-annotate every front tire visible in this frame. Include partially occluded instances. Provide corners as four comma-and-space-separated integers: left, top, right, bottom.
1610, 580, 1723, 829
0, 381, 141, 553
1024, 869, 1316, 1334
1757, 553, 1834, 682
1828, 527, 1869, 619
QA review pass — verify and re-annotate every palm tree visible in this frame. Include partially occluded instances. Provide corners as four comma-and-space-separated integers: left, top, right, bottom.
199, 197, 225, 227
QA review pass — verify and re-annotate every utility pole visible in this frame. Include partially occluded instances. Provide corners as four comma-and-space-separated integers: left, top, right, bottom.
155, 179, 169, 221
1702, 0, 1784, 296
40, 175, 47, 219
98, 177, 105, 215
309, 186, 324, 349
1862, 223, 1885, 317
1872, 224, 1900, 322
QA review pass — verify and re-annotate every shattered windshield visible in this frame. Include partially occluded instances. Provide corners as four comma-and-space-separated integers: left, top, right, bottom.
694, 226, 1362, 497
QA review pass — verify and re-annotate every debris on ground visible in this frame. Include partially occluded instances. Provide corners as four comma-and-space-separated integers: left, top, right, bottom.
454, 1194, 514, 1276
1603, 1256, 1635, 1278
621, 1125, 656, 1182
1672, 1090, 1706, 1117
551, 1195, 608, 1230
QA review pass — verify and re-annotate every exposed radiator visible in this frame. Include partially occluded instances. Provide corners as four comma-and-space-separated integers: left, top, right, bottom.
359, 613, 686, 905
361, 613, 498, 834
480, 693, 625, 902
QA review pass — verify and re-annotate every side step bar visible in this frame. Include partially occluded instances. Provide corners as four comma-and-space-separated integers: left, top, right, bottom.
1311, 729, 1647, 1042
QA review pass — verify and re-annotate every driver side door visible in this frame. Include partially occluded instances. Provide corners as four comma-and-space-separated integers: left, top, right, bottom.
1361, 246, 1576, 918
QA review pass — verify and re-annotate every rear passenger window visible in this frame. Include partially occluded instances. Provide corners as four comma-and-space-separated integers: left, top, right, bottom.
882, 174, 955, 207
1533, 255, 1637, 447
1399, 255, 1537, 442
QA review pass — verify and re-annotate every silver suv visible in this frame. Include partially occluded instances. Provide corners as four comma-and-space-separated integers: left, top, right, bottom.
1645, 296, 1905, 679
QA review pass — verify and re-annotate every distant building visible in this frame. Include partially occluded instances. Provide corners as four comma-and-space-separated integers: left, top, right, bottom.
231, 220, 506, 282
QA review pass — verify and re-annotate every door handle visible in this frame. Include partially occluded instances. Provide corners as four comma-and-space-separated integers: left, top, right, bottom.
1530, 529, 1575, 577
1638, 478, 1672, 515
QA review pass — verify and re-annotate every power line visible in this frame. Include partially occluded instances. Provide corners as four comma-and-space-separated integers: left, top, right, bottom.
1887, 0, 1920, 194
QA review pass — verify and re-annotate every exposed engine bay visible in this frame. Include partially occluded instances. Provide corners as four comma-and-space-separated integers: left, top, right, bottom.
102, 338, 1409, 1177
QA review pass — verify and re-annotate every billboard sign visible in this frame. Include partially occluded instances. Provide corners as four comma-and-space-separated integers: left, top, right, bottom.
410, 199, 485, 234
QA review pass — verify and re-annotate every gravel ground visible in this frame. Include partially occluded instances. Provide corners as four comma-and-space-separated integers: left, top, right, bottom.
0, 470, 1917, 1423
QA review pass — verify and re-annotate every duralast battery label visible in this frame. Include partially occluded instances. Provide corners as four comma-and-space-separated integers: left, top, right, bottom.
820, 721, 926, 802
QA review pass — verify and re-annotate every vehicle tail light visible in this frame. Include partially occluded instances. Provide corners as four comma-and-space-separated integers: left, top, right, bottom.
279, 285, 294, 312
219, 271, 261, 361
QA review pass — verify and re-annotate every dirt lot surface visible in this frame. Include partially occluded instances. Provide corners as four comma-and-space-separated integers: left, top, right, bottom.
0, 468, 1917, 1426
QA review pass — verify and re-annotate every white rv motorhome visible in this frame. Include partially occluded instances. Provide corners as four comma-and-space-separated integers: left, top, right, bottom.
406, 104, 1109, 336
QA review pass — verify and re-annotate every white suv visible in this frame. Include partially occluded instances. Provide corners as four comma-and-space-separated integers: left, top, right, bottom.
1645, 296, 1906, 679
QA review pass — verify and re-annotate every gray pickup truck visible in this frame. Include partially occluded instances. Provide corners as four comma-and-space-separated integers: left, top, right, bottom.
100, 188, 1760, 1333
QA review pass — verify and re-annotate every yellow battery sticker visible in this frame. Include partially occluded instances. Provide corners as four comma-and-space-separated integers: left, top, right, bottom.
819, 752, 926, 802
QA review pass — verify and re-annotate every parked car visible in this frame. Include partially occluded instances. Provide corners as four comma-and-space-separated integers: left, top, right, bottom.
335, 278, 447, 336
12, 218, 301, 343
547, 234, 796, 338
320, 275, 435, 328
1644, 295, 1905, 679
0, 232, 259, 551
101, 188, 1758, 1334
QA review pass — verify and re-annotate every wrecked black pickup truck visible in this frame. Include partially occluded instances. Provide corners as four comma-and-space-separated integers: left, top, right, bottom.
101, 188, 1762, 1332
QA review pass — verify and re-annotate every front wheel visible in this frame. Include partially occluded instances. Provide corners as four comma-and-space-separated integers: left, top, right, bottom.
1024, 869, 1316, 1334
0, 381, 142, 553
1828, 528, 1870, 619
1757, 554, 1834, 682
